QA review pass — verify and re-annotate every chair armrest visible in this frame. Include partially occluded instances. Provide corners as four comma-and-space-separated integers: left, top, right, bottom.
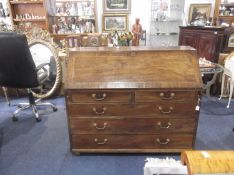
36, 63, 50, 72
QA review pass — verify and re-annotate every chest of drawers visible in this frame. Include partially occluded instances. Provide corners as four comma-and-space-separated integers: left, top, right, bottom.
65, 46, 202, 153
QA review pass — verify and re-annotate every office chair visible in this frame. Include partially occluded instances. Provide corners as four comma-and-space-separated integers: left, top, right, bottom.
0, 32, 57, 122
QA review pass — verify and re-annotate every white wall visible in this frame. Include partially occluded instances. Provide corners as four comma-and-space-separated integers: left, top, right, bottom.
96, 0, 216, 33
96, 0, 151, 33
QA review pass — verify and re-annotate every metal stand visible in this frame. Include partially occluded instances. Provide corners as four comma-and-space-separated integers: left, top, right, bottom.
12, 89, 57, 122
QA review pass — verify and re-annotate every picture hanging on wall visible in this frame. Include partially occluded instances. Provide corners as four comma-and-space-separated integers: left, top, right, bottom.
188, 3, 211, 25
102, 13, 128, 32
103, 0, 131, 13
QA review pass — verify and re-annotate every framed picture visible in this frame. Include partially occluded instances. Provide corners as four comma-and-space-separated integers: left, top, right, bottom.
103, 0, 131, 13
188, 4, 211, 24
102, 14, 128, 32
228, 34, 234, 48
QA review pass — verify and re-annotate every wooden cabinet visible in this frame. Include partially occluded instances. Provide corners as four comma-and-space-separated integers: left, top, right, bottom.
179, 26, 225, 63
7, 0, 48, 30
214, 0, 234, 26
46, 0, 97, 40
7, 0, 97, 41
65, 46, 202, 154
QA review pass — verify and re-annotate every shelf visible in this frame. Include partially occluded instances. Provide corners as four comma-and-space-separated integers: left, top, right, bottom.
151, 32, 179, 36
152, 19, 181, 22
218, 15, 234, 18
220, 3, 234, 7
9, 1, 43, 4
49, 15, 95, 19
56, 0, 92, 2
13, 18, 46, 22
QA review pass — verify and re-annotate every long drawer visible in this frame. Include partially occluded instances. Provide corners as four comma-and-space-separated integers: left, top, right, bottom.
71, 134, 194, 149
69, 118, 196, 134
67, 102, 197, 117
66, 90, 198, 103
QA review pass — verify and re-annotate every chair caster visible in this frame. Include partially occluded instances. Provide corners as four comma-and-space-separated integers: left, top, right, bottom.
36, 117, 41, 122
53, 107, 58, 112
12, 116, 18, 122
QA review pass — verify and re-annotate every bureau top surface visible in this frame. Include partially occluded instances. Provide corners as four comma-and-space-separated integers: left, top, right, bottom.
66, 46, 202, 89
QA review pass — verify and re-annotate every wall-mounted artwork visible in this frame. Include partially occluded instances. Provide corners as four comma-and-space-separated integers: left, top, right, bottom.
103, 0, 131, 13
103, 13, 128, 32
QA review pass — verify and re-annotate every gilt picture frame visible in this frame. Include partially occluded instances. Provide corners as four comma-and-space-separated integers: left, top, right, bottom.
102, 13, 128, 32
103, 0, 131, 13
188, 3, 211, 24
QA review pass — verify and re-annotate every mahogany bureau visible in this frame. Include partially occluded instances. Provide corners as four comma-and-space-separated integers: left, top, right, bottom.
65, 46, 203, 154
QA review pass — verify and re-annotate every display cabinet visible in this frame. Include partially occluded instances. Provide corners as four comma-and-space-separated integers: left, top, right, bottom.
179, 26, 225, 63
46, 0, 97, 40
150, 0, 185, 46
7, 0, 48, 30
214, 0, 234, 26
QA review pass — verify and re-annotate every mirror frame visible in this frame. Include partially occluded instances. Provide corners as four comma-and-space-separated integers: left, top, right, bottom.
29, 39, 62, 99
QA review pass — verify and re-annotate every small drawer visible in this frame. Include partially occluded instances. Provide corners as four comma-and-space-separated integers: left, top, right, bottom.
69, 118, 196, 134
135, 90, 198, 102
71, 134, 194, 150
67, 102, 198, 117
66, 90, 132, 103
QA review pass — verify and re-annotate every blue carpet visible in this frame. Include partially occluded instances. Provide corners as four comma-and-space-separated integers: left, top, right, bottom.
0, 95, 233, 175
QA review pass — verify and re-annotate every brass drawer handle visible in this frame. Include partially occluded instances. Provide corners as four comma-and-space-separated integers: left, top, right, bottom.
94, 138, 108, 145
156, 138, 170, 145
159, 92, 175, 100
93, 122, 107, 130
92, 107, 107, 115
157, 122, 172, 129
158, 106, 173, 114
92, 93, 107, 101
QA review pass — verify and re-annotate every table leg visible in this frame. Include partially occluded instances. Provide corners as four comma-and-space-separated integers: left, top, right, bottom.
203, 73, 219, 99
2, 87, 10, 106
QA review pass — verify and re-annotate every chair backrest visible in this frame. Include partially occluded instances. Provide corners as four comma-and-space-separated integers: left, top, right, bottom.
0, 32, 39, 88
224, 52, 234, 79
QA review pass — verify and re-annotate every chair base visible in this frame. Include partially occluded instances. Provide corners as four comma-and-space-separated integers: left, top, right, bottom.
12, 98, 57, 122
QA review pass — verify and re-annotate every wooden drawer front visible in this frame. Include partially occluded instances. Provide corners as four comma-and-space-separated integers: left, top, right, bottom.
71, 134, 193, 149
135, 90, 197, 102
70, 118, 196, 134
66, 91, 132, 103
68, 103, 197, 117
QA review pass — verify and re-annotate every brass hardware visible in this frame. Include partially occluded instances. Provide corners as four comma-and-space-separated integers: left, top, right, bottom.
94, 138, 108, 145
92, 107, 107, 115
92, 93, 107, 101
159, 92, 175, 100
158, 106, 173, 114
157, 121, 172, 129
93, 122, 107, 130
156, 138, 170, 145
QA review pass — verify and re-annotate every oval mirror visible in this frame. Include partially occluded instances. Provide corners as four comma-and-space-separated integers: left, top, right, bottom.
29, 39, 62, 99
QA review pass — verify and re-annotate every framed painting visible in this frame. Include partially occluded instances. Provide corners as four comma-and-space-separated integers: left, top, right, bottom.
188, 3, 211, 24
103, 0, 131, 13
102, 13, 128, 32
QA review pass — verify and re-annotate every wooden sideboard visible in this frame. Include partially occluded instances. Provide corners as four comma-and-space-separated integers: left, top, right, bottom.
65, 46, 203, 154
179, 26, 225, 63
